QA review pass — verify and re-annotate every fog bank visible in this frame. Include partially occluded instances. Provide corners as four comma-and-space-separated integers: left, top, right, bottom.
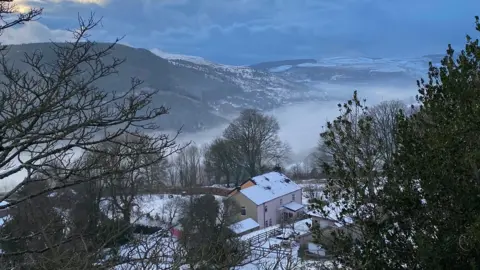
0, 83, 418, 192
177, 83, 418, 161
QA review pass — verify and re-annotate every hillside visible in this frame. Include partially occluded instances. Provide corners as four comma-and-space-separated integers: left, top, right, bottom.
3, 43, 316, 132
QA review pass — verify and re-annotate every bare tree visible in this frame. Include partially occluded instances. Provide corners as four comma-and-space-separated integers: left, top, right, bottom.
204, 138, 243, 187
165, 157, 180, 187
0, 8, 183, 269
95, 133, 169, 228
223, 109, 290, 177
368, 100, 406, 165
0, 16, 180, 205
0, 0, 42, 35
173, 144, 204, 188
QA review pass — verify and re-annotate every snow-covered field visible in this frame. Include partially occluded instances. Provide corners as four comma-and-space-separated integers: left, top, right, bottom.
100, 194, 227, 227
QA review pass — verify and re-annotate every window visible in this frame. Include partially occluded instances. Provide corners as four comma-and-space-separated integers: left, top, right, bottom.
264, 205, 268, 212
280, 198, 283, 205
269, 218, 272, 226
241, 207, 246, 215
292, 193, 295, 201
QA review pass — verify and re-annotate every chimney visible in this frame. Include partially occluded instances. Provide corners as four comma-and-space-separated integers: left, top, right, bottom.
273, 165, 282, 173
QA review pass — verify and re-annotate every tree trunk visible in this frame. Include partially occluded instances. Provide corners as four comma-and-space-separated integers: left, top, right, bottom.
226, 174, 231, 188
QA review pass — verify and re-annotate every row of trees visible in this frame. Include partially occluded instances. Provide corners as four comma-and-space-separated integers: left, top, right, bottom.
310, 17, 480, 269
164, 109, 292, 188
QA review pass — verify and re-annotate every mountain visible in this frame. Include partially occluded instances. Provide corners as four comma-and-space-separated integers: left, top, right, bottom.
4, 42, 446, 133
4, 43, 321, 132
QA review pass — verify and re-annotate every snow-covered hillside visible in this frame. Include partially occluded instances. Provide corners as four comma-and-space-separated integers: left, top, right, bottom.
150, 48, 325, 113
151, 49, 216, 66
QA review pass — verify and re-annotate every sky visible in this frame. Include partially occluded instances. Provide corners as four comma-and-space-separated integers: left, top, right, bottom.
2, 0, 480, 65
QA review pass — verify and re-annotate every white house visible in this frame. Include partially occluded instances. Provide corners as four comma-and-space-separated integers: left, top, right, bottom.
229, 171, 304, 228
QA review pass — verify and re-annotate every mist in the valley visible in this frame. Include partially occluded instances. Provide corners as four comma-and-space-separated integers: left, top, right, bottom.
0, 82, 418, 192
176, 82, 419, 163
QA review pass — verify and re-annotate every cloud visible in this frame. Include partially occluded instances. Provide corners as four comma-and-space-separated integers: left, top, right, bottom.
3, 0, 479, 64
17, 0, 109, 8
0, 21, 72, 44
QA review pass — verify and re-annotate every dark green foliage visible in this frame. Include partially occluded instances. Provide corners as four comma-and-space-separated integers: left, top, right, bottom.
178, 195, 248, 269
389, 16, 480, 269
0, 181, 68, 268
311, 16, 480, 270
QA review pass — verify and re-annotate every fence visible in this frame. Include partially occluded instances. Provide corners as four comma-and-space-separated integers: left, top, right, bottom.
245, 228, 282, 245
250, 246, 291, 258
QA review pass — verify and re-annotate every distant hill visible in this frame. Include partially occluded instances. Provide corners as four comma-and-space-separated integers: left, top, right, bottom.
250, 59, 317, 70
4, 43, 316, 132
251, 56, 446, 87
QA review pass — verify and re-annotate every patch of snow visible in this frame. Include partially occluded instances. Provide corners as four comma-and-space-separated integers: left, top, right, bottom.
230, 218, 260, 234
307, 242, 326, 256
151, 48, 213, 66
0, 200, 9, 226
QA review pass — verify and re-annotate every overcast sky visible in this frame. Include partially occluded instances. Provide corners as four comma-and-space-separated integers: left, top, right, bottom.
4, 0, 480, 65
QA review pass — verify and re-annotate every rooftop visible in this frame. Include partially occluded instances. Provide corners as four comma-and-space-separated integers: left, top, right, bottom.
240, 171, 301, 205
230, 218, 260, 234
282, 201, 305, 212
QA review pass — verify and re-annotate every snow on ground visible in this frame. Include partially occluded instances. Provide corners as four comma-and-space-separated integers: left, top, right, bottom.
238, 218, 334, 270
112, 232, 179, 270
240, 224, 281, 241
100, 194, 227, 227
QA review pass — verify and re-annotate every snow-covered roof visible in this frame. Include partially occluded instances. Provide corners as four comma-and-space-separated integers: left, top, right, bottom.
230, 218, 260, 234
282, 201, 305, 212
240, 172, 301, 205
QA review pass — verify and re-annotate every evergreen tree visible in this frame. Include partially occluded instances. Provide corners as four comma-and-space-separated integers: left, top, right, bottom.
311, 16, 480, 270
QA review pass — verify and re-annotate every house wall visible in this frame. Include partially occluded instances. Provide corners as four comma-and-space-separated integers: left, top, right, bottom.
231, 192, 257, 222
257, 188, 303, 228
311, 216, 337, 229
